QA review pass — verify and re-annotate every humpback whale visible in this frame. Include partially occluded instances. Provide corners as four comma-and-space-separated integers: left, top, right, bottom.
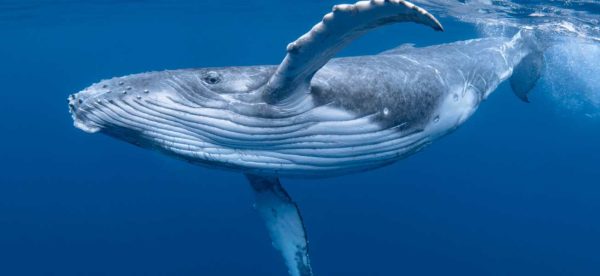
68, 1, 545, 275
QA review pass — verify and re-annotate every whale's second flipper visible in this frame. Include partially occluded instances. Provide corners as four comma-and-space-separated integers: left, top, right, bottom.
246, 174, 313, 276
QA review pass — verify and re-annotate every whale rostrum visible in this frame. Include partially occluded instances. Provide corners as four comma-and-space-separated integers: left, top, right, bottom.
68, 1, 544, 275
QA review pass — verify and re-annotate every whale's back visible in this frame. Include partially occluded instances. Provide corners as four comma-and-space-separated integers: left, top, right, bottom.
311, 37, 518, 130
312, 56, 446, 132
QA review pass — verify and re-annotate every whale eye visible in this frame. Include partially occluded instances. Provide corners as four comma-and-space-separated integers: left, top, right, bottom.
203, 71, 221, 85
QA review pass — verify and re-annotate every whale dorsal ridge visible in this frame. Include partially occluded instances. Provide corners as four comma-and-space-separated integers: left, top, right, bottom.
260, 0, 443, 105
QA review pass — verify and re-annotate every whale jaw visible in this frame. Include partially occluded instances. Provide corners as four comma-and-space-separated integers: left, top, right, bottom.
68, 94, 101, 134
73, 118, 101, 134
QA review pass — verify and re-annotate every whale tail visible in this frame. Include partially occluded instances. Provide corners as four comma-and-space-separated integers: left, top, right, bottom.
510, 50, 545, 103
509, 30, 547, 103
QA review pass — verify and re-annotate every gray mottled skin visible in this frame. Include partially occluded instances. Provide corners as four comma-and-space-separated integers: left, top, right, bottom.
69, 35, 533, 177
68, 2, 543, 275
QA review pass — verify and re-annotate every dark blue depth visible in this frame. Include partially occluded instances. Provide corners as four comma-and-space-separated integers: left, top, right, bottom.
0, 1, 599, 275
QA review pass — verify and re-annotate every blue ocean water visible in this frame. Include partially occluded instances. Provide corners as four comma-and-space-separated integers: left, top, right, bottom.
1, 0, 599, 275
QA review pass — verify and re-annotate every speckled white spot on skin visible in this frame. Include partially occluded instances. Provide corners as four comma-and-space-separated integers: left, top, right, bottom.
424, 88, 479, 139
229, 79, 252, 92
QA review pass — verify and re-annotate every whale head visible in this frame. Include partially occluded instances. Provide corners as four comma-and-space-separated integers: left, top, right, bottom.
68, 67, 275, 164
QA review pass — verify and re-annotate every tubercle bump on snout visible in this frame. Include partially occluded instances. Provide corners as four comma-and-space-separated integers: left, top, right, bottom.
68, 93, 101, 133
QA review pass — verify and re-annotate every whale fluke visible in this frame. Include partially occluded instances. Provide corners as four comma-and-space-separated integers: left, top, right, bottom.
246, 174, 313, 276
261, 0, 443, 104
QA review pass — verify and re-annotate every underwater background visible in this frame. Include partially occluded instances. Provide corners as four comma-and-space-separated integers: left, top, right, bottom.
1, 0, 599, 275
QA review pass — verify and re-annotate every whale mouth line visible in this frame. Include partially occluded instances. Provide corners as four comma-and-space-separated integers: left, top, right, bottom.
73, 118, 101, 133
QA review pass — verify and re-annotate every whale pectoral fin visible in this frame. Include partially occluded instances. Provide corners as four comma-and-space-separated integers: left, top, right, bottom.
510, 50, 545, 103
246, 174, 313, 276
261, 0, 443, 104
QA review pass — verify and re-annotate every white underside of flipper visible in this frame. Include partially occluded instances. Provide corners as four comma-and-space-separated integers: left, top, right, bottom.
246, 174, 312, 276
